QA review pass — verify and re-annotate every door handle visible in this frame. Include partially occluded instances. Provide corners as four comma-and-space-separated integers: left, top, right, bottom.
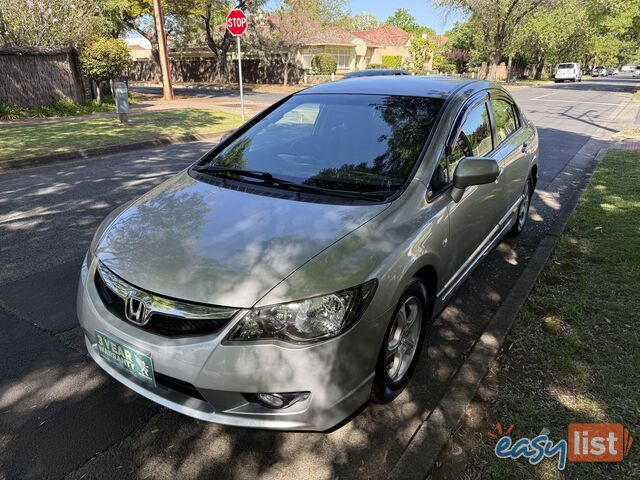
521, 143, 530, 154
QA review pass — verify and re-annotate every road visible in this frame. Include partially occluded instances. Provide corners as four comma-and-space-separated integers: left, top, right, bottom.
0, 75, 637, 480
131, 84, 289, 107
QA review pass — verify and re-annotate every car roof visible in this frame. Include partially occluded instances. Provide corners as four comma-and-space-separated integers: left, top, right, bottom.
297, 76, 492, 99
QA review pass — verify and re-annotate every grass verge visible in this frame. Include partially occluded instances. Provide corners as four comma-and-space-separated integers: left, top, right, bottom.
434, 149, 640, 479
0, 98, 122, 120
0, 109, 242, 163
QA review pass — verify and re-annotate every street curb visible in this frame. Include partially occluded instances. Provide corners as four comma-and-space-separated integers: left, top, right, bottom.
389, 144, 610, 480
0, 130, 231, 173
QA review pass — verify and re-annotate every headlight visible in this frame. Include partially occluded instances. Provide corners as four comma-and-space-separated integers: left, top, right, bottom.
228, 280, 377, 344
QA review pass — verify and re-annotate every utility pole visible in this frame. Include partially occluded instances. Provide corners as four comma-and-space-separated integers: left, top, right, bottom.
152, 0, 173, 100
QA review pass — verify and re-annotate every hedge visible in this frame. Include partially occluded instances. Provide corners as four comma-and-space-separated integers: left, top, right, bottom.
311, 53, 337, 75
367, 63, 386, 69
381, 55, 403, 69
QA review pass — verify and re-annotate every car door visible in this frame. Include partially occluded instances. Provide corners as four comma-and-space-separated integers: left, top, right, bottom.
489, 91, 536, 208
488, 94, 528, 209
438, 97, 506, 299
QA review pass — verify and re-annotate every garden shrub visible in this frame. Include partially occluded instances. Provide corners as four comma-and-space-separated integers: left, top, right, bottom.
311, 53, 337, 74
381, 55, 403, 69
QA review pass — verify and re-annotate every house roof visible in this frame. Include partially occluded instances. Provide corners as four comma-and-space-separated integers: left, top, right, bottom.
304, 25, 359, 46
354, 25, 411, 47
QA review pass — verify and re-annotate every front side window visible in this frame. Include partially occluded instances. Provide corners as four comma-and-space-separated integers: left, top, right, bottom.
490, 98, 518, 144
458, 102, 493, 157
199, 94, 444, 196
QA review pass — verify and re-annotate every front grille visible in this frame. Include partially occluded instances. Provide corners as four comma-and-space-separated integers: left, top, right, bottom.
94, 267, 236, 338
155, 372, 206, 401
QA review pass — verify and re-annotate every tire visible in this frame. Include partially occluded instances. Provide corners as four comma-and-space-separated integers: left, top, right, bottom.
508, 174, 533, 236
371, 279, 428, 404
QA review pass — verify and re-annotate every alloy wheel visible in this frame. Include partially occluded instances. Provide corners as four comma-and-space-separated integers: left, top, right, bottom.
384, 296, 422, 384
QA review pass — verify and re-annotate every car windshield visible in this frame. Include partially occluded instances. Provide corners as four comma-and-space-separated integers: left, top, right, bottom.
199, 93, 444, 195
558, 64, 574, 69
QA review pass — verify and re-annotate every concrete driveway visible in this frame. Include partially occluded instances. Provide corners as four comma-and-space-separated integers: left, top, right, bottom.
0, 75, 637, 480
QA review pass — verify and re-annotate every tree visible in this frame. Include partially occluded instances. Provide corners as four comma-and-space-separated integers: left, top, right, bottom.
291, 0, 351, 27
80, 37, 133, 103
348, 12, 378, 31
258, 5, 315, 85
386, 8, 420, 33
94, 0, 136, 38
196, 0, 266, 80
0, 0, 95, 47
434, 0, 559, 80
445, 20, 485, 69
409, 36, 438, 70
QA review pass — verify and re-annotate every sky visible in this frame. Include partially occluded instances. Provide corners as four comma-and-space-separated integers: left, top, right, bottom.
264, 0, 467, 33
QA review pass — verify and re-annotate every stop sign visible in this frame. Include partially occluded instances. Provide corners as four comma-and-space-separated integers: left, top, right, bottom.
226, 9, 247, 36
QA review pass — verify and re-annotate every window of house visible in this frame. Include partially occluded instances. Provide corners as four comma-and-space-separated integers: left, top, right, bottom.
490, 98, 518, 144
302, 53, 315, 69
328, 48, 353, 69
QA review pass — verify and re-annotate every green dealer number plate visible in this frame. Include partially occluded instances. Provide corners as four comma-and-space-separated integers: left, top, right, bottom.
95, 331, 155, 387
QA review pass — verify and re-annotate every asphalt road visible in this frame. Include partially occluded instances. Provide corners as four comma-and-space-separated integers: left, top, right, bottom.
0, 75, 637, 480
131, 84, 289, 106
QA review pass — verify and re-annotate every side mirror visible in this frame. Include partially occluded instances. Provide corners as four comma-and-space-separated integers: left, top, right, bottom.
450, 157, 500, 203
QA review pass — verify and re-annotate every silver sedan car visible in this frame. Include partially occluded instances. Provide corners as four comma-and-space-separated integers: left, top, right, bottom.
78, 77, 538, 431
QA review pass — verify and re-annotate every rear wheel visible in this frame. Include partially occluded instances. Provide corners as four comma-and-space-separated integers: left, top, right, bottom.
508, 174, 533, 236
371, 279, 428, 403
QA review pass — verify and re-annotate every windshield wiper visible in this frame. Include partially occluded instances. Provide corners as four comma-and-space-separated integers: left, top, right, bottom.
194, 166, 388, 201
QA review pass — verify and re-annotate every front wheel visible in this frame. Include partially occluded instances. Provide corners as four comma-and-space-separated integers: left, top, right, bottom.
508, 174, 533, 236
371, 280, 428, 403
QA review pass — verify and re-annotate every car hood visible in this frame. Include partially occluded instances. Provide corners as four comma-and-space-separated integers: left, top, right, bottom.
95, 171, 388, 308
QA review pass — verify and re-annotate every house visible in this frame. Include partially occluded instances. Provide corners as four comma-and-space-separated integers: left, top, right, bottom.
125, 37, 152, 61
296, 24, 448, 73
353, 25, 412, 66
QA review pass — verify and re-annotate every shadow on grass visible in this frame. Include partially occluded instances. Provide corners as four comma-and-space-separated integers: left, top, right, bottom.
432, 150, 640, 480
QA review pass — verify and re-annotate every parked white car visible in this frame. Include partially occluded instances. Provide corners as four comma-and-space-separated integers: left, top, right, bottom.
621, 65, 636, 73
592, 66, 608, 77
634, 66, 640, 78
555, 63, 582, 82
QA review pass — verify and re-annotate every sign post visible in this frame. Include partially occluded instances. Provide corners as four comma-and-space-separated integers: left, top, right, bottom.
226, 9, 248, 122
114, 81, 130, 124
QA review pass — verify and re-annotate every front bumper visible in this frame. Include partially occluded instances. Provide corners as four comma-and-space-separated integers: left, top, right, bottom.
77, 256, 388, 431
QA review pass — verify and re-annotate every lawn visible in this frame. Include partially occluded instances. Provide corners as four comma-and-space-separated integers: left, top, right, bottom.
438, 150, 640, 479
0, 109, 242, 163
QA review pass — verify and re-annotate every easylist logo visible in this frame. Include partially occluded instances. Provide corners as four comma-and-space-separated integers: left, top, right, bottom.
490, 422, 634, 470
568, 423, 634, 463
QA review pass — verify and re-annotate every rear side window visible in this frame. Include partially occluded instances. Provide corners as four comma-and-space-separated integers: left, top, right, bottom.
458, 102, 493, 157
490, 98, 518, 144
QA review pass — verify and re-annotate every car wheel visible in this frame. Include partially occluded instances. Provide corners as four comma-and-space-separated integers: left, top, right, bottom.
508, 174, 533, 236
371, 279, 428, 404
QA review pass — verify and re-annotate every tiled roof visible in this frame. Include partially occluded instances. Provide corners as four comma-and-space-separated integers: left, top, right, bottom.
304, 25, 358, 46
354, 25, 411, 47
264, 15, 357, 46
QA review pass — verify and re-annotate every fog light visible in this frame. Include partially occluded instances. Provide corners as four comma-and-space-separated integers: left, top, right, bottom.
257, 393, 286, 408
244, 391, 310, 409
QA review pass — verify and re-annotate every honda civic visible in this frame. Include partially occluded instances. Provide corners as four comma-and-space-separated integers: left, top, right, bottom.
78, 77, 538, 431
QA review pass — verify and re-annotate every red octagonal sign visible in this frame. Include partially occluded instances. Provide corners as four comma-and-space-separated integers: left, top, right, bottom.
226, 9, 247, 36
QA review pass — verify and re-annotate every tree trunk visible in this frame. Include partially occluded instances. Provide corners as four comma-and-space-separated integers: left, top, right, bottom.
534, 59, 545, 80
94, 80, 101, 104
487, 52, 501, 81
283, 53, 291, 86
